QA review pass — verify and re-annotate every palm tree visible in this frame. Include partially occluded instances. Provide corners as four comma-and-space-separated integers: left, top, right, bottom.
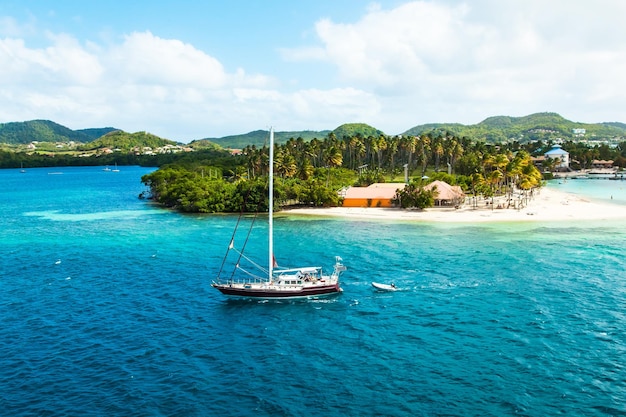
488, 169, 503, 208
365, 135, 378, 168
386, 135, 399, 172
324, 145, 343, 186
400, 135, 418, 171
418, 134, 431, 175
470, 172, 485, 209
244, 145, 262, 178
296, 158, 314, 180
308, 138, 322, 167
433, 137, 444, 172
376, 135, 387, 168
449, 139, 464, 173
274, 147, 297, 178
354, 138, 366, 169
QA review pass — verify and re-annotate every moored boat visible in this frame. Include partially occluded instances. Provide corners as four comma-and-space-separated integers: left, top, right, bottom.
372, 282, 397, 291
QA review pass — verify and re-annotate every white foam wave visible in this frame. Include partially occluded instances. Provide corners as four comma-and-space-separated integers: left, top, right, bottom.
23, 210, 164, 222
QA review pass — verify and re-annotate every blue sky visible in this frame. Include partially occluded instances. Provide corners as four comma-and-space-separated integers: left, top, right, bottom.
1, 1, 626, 142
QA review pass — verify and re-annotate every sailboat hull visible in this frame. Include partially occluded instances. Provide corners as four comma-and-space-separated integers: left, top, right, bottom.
212, 283, 342, 299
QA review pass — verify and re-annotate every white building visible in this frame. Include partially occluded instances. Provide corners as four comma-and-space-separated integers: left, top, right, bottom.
544, 145, 569, 168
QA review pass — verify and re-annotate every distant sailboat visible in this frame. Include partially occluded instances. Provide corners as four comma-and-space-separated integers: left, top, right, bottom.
20, 162, 26, 173
112, 163, 120, 172
103, 165, 111, 171
212, 127, 346, 299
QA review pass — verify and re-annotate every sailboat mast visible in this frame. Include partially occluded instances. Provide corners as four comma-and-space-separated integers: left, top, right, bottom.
268, 127, 274, 281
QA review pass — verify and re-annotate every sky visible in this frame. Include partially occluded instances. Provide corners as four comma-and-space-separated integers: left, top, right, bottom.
1, 0, 626, 142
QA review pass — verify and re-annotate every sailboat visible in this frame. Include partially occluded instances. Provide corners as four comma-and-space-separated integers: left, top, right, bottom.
112, 163, 120, 172
211, 128, 346, 299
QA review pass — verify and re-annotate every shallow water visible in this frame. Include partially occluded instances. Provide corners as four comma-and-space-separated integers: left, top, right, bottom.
1, 166, 625, 416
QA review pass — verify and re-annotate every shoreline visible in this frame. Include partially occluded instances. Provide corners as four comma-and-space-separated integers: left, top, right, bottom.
282, 186, 626, 223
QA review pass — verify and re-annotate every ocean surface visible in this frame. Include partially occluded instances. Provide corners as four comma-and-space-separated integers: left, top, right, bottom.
1, 166, 626, 417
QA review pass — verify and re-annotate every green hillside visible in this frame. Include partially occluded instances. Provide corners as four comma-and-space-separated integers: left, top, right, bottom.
0, 120, 94, 144
2, 113, 625, 151
199, 124, 383, 149
79, 130, 178, 151
602, 122, 626, 130
76, 127, 118, 140
197, 129, 332, 149
332, 123, 384, 139
404, 112, 626, 143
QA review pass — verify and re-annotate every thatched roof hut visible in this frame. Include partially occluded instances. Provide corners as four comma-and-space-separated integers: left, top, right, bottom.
423, 180, 465, 207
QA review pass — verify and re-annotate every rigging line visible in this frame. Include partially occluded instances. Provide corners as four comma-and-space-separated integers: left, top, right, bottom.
229, 210, 260, 281
216, 187, 253, 281
235, 266, 264, 281
230, 247, 269, 275
228, 183, 268, 281
215, 217, 240, 281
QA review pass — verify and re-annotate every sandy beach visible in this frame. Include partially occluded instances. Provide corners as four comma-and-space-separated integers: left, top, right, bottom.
283, 187, 626, 223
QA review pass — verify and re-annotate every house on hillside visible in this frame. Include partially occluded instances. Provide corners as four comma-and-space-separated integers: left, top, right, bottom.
342, 183, 406, 208
422, 180, 465, 207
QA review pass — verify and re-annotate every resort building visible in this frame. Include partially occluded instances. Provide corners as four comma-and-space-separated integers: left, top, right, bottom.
342, 183, 406, 207
544, 145, 570, 169
591, 160, 614, 169
342, 180, 465, 208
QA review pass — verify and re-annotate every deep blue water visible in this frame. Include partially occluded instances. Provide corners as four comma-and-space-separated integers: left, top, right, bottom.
1, 166, 626, 416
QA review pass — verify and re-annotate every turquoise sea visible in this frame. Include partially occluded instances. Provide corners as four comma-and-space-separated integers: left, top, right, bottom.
1, 166, 626, 416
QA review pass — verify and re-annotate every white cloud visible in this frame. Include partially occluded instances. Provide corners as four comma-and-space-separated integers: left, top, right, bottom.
0, 29, 286, 139
2, 1, 626, 140
314, 2, 472, 86
109, 31, 226, 88
305, 0, 626, 126
0, 15, 36, 38
291, 88, 379, 119
279, 45, 327, 62
0, 22, 383, 140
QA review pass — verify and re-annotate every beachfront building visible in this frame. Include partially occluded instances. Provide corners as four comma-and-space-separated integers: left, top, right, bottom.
342, 183, 406, 207
422, 180, 465, 207
544, 145, 570, 170
342, 181, 465, 208
591, 159, 614, 169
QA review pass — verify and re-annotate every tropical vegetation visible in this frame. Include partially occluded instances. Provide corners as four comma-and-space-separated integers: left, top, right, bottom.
140, 131, 548, 213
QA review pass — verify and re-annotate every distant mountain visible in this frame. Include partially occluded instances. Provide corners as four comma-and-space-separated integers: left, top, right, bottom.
79, 130, 178, 151
2, 113, 625, 150
0, 120, 96, 144
601, 121, 626, 130
404, 112, 626, 142
76, 127, 119, 140
195, 129, 332, 149
196, 124, 385, 149
0, 120, 175, 152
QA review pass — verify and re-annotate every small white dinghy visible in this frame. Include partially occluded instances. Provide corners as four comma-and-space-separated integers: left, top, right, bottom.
372, 282, 397, 291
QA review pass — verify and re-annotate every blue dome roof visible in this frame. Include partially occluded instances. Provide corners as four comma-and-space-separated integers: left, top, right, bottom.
545, 145, 568, 156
